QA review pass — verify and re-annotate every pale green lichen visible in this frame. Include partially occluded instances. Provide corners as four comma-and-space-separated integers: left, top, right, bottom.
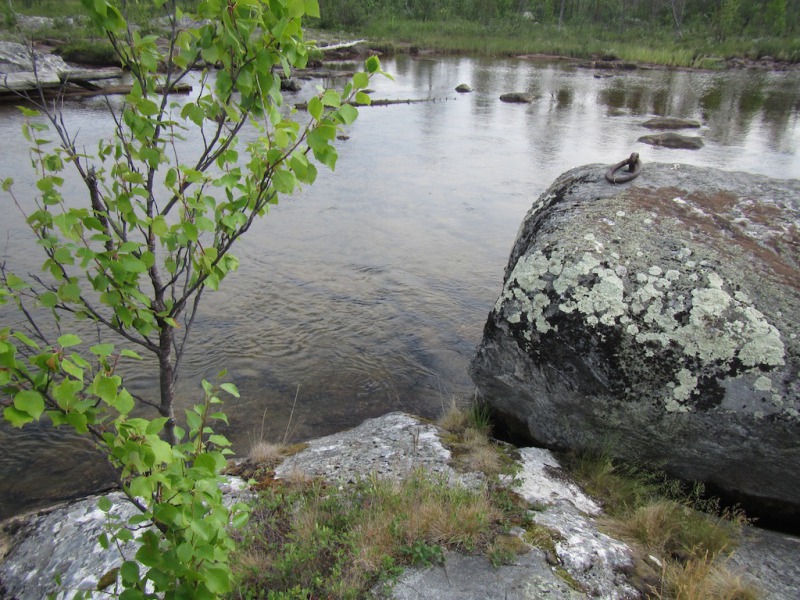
496, 240, 788, 414
754, 376, 773, 392
673, 369, 699, 402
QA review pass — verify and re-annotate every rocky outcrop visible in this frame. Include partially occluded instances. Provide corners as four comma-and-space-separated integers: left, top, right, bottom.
0, 479, 250, 600
0, 42, 121, 94
0, 414, 640, 599
470, 163, 800, 518
3, 412, 797, 599
638, 132, 704, 149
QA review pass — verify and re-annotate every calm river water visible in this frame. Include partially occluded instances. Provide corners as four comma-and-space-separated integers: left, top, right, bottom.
1, 56, 798, 518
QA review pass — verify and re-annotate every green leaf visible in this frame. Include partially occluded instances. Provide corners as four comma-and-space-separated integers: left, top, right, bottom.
219, 382, 239, 398
90, 343, 115, 358
120, 561, 140, 585
61, 358, 84, 381
353, 72, 369, 90
14, 390, 45, 420
12, 331, 39, 348
4, 406, 34, 427
176, 542, 193, 564
272, 169, 296, 194
95, 374, 119, 404
337, 103, 358, 125
146, 417, 169, 435
39, 292, 58, 308
58, 334, 82, 348
137, 98, 159, 117
114, 389, 135, 415
98, 496, 112, 512
232, 510, 249, 529
120, 349, 143, 360
366, 55, 381, 73
203, 566, 232, 594
307, 96, 323, 121
208, 434, 231, 447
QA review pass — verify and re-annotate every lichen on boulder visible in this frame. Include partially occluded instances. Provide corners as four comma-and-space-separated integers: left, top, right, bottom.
470, 162, 800, 517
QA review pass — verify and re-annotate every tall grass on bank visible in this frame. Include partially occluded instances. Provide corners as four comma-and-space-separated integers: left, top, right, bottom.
357, 18, 800, 65
563, 451, 760, 600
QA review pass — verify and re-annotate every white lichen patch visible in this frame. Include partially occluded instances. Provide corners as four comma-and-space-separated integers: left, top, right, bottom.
754, 376, 773, 392
496, 247, 788, 414
673, 369, 699, 402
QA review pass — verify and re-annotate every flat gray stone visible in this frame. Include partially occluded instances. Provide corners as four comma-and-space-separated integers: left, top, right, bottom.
641, 117, 702, 130
637, 132, 704, 149
373, 549, 585, 600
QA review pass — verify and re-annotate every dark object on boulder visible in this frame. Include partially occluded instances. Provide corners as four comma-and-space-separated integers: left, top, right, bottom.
470, 162, 800, 521
605, 152, 642, 184
500, 92, 534, 103
642, 117, 702, 130
455, 83, 472, 93
638, 132, 704, 149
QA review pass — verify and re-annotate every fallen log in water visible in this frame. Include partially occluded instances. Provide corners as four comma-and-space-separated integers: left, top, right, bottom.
316, 39, 367, 52
294, 97, 447, 110
0, 80, 192, 103
0, 67, 123, 94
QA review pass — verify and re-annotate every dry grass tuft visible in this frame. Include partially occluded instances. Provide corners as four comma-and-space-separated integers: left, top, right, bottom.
248, 440, 285, 465
654, 554, 761, 600
437, 397, 469, 433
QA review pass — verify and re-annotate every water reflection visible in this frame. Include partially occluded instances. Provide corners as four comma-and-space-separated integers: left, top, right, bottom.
1, 57, 798, 518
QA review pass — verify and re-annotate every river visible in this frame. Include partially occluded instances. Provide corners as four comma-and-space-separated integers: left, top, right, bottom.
1, 55, 798, 519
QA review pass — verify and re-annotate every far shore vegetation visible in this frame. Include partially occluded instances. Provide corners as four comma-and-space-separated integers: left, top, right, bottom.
2, 0, 799, 68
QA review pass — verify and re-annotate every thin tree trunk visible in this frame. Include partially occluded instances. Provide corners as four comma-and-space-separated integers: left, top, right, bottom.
559, 0, 567, 26
158, 328, 178, 445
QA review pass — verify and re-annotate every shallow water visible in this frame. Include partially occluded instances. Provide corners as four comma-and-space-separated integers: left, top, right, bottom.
1, 56, 798, 518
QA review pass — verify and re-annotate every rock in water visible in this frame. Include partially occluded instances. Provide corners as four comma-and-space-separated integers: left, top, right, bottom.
641, 117, 702, 129
470, 163, 800, 518
638, 132, 704, 149
500, 92, 535, 103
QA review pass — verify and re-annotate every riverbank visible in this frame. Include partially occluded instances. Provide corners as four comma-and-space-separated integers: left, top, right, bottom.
1, 7, 799, 72
329, 19, 800, 70
4, 410, 793, 599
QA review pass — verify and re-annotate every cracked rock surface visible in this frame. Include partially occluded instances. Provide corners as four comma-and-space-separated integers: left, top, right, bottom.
470, 162, 800, 514
2, 413, 797, 599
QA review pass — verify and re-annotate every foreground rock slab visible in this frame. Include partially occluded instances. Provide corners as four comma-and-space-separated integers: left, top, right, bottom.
3, 413, 797, 599
0, 480, 249, 600
470, 162, 800, 516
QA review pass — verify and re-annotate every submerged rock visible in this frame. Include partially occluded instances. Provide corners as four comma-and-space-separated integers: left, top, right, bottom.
500, 92, 535, 103
638, 132, 704, 149
641, 117, 702, 130
470, 162, 800, 519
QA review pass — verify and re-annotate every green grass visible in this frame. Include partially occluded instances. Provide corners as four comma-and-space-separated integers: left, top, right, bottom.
230, 470, 502, 599
356, 18, 800, 65
562, 451, 759, 600
4, 3, 798, 66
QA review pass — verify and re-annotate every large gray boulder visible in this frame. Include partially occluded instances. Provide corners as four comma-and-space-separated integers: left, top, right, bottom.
470, 163, 800, 516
